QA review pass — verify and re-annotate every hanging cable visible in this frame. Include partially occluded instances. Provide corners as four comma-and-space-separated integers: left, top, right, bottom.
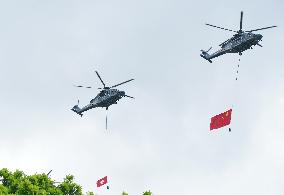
229, 56, 242, 132
235, 57, 241, 81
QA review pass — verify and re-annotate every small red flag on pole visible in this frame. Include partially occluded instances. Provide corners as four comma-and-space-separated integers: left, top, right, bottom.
97, 176, 108, 188
210, 109, 232, 130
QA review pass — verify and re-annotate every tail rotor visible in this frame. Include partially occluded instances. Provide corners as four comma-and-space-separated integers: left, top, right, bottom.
71, 100, 83, 117
201, 47, 212, 53
200, 47, 213, 63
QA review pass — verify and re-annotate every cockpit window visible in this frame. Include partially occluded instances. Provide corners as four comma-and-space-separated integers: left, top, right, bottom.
99, 91, 105, 97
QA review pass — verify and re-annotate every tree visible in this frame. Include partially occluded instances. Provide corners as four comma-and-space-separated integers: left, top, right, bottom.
58, 175, 82, 195
0, 168, 86, 195
122, 192, 128, 195
143, 190, 152, 195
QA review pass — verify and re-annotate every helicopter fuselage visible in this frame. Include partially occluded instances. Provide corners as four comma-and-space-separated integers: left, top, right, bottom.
71, 89, 126, 116
90, 89, 125, 108
201, 32, 263, 62
221, 32, 262, 53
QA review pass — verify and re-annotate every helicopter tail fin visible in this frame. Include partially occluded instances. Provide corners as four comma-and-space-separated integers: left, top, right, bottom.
71, 105, 83, 117
200, 48, 213, 63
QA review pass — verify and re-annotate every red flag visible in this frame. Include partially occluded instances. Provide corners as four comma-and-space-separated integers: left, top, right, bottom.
97, 176, 108, 187
210, 109, 232, 130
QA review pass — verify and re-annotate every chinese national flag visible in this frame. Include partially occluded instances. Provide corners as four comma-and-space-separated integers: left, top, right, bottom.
97, 176, 108, 188
210, 109, 232, 130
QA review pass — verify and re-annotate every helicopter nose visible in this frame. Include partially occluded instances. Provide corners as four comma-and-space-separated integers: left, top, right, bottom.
256, 34, 263, 40
120, 91, 125, 96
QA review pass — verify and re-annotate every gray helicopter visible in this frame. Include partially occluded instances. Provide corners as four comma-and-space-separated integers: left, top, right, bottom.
200, 11, 277, 63
71, 71, 134, 119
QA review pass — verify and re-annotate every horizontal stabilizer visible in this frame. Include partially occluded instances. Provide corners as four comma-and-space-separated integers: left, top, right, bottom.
200, 54, 212, 63
71, 105, 83, 117
200, 47, 213, 63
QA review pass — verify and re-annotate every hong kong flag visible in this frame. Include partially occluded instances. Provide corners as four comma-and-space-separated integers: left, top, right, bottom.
97, 176, 108, 188
210, 109, 232, 130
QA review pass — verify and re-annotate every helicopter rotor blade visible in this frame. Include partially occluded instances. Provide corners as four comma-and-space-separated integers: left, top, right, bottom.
74, 85, 92, 88
206, 47, 212, 52
240, 11, 243, 31
205, 23, 237, 33
246, 25, 277, 32
95, 71, 106, 88
124, 95, 134, 99
110, 79, 134, 88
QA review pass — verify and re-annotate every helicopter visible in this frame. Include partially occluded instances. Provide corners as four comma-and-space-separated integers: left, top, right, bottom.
71, 71, 134, 127
200, 11, 277, 63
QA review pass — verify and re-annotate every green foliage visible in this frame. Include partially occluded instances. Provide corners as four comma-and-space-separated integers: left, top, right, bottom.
143, 190, 152, 195
0, 168, 152, 195
0, 184, 8, 194
58, 175, 82, 195
0, 168, 85, 195
122, 190, 153, 195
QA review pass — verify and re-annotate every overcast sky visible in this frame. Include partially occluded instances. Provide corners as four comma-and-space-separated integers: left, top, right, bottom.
0, 0, 284, 194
